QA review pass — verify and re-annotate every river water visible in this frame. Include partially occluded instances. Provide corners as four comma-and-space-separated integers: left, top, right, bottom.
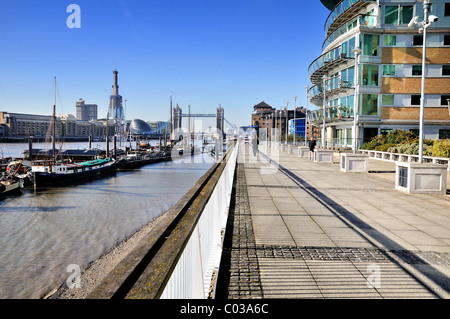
0, 142, 215, 298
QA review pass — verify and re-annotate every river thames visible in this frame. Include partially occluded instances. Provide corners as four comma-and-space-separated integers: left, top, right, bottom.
0, 142, 215, 298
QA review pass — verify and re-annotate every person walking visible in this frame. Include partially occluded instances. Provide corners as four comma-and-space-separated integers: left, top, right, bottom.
251, 134, 259, 157
308, 137, 316, 160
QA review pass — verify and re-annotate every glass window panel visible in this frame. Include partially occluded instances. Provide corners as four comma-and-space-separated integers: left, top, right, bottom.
348, 37, 355, 57
383, 65, 396, 76
443, 65, 450, 76
411, 95, 421, 105
346, 128, 352, 144
382, 95, 395, 106
362, 34, 379, 56
385, 6, 399, 24
362, 64, 379, 86
444, 35, 450, 45
413, 35, 423, 46
383, 35, 396, 46
441, 95, 450, 105
412, 65, 422, 76
347, 67, 355, 87
400, 6, 413, 24
360, 94, 378, 115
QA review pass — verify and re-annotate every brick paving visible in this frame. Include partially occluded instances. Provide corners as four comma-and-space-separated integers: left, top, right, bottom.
216, 144, 450, 299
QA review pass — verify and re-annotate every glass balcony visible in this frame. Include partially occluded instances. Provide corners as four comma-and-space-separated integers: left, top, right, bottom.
308, 76, 354, 107
307, 105, 354, 124
324, 0, 376, 38
308, 46, 354, 85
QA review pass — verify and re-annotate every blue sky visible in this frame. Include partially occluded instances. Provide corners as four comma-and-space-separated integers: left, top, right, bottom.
0, 0, 329, 128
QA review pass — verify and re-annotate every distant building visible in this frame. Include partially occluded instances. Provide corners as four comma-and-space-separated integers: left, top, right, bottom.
129, 119, 152, 135
0, 111, 108, 139
148, 121, 170, 134
251, 101, 308, 140
76, 98, 98, 121
108, 69, 125, 126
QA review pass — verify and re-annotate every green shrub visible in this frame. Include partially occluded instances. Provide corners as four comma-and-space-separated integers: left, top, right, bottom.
430, 139, 450, 157
374, 143, 396, 152
385, 129, 418, 144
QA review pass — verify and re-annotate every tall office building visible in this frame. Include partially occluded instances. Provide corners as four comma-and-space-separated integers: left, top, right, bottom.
307, 0, 450, 148
108, 69, 125, 125
76, 98, 98, 121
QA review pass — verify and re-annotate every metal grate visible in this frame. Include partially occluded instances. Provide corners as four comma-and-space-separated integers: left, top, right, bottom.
398, 166, 408, 188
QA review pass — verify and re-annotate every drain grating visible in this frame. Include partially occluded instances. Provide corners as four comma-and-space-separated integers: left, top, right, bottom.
253, 245, 450, 265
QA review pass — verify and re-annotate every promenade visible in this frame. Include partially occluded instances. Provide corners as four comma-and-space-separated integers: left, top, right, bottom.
216, 144, 450, 299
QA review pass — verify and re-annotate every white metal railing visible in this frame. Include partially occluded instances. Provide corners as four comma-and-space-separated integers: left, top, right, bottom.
160, 143, 239, 299
360, 149, 450, 171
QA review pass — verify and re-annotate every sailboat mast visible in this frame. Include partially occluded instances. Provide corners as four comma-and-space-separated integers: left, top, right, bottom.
170, 93, 173, 148
52, 77, 56, 157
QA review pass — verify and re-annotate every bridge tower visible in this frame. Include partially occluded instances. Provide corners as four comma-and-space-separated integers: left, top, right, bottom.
173, 104, 182, 131
216, 105, 224, 134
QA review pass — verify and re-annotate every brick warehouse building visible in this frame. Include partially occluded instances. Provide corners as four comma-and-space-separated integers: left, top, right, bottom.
307, 0, 450, 149
251, 101, 311, 140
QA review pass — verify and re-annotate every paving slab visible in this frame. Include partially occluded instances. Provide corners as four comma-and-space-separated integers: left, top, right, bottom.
217, 144, 449, 299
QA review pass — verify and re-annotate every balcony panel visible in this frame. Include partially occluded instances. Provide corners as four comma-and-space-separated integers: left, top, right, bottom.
325, 0, 376, 38
309, 52, 354, 85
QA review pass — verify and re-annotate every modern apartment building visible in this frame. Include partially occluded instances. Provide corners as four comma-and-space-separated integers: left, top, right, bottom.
307, 0, 450, 149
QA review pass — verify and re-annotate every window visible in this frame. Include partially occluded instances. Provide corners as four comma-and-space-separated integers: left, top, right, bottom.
385, 6, 399, 24
361, 64, 379, 86
384, 35, 397, 46
382, 95, 395, 106
383, 65, 396, 76
439, 129, 450, 139
361, 34, 379, 56
360, 94, 378, 115
445, 3, 450, 16
413, 35, 423, 46
384, 5, 413, 25
443, 65, 450, 76
444, 35, 450, 45
346, 128, 352, 145
411, 95, 421, 105
441, 95, 450, 105
412, 65, 422, 76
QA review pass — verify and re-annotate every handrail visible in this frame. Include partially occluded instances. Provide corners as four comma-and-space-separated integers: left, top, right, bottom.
88, 140, 238, 299
360, 149, 450, 171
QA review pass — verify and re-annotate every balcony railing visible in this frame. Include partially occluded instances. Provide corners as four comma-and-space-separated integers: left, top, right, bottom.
308, 105, 354, 124
324, 0, 376, 38
308, 46, 354, 85
308, 78, 354, 106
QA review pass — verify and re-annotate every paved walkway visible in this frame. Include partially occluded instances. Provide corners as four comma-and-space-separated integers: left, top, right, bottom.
216, 144, 450, 299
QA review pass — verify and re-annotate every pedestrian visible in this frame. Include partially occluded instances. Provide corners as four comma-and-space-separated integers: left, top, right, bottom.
251, 134, 258, 156
308, 137, 316, 160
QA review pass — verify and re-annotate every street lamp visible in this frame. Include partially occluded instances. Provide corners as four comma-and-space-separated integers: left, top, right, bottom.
305, 86, 309, 146
285, 102, 288, 145
352, 46, 362, 154
293, 95, 297, 145
408, 0, 438, 163
322, 75, 327, 149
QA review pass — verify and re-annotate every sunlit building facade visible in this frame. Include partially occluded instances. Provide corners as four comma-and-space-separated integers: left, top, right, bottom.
307, 0, 450, 149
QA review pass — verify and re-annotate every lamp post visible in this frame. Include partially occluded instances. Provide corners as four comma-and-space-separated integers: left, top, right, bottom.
305, 86, 309, 146
352, 46, 362, 154
322, 75, 327, 149
293, 95, 297, 145
409, 0, 438, 163
285, 102, 288, 145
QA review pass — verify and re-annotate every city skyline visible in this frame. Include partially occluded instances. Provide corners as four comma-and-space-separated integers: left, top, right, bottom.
0, 0, 328, 128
